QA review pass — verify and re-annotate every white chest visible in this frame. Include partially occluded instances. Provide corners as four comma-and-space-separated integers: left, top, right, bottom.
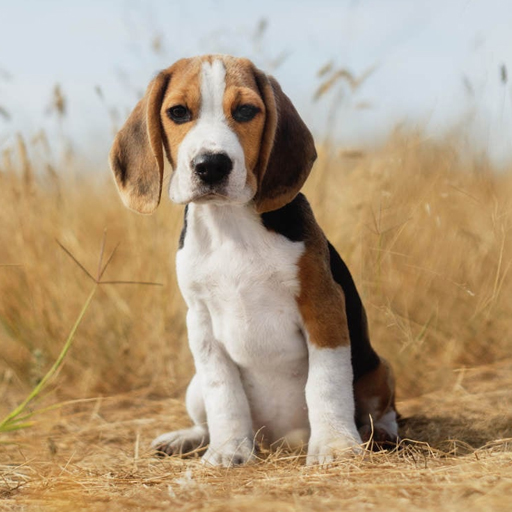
176, 204, 307, 366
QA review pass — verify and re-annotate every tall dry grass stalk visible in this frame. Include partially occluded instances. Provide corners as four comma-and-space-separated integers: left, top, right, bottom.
0, 129, 511, 413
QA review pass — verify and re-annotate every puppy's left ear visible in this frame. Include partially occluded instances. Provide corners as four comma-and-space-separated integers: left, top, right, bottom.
253, 70, 317, 213
109, 71, 170, 214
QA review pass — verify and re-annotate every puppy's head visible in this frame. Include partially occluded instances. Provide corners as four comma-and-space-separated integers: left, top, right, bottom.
110, 55, 316, 214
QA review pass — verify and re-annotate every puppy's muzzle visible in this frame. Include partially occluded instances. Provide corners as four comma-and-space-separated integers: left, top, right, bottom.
193, 152, 233, 185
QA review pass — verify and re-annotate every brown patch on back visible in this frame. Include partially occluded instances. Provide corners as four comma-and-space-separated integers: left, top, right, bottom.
295, 208, 350, 349
297, 249, 350, 348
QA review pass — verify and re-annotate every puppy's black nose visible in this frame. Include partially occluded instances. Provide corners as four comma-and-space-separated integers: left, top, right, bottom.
193, 152, 233, 185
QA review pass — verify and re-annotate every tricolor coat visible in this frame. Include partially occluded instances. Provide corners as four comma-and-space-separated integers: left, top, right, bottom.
110, 55, 398, 467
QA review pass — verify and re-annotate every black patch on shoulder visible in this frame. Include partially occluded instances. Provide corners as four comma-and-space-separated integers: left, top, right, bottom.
327, 241, 381, 382
260, 193, 310, 242
178, 205, 188, 250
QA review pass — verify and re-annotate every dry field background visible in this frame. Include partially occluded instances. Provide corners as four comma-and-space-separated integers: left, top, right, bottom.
1, 126, 512, 510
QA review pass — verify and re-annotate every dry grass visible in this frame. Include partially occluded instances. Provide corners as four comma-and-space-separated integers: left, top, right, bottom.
1, 129, 512, 510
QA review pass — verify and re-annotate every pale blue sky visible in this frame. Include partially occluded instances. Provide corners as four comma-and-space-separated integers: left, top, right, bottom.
1, 0, 511, 166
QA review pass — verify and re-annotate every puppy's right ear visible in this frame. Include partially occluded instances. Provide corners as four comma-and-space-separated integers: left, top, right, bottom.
109, 71, 170, 214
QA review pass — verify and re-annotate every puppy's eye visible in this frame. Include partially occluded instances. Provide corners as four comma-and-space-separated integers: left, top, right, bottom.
167, 105, 191, 124
232, 104, 260, 123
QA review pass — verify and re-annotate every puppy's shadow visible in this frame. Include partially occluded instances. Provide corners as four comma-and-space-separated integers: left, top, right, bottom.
398, 414, 512, 454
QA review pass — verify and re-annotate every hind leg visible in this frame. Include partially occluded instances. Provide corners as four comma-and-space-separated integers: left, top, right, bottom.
152, 374, 209, 456
354, 358, 399, 447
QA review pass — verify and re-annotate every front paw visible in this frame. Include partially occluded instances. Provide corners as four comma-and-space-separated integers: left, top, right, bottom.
201, 438, 256, 467
307, 432, 362, 465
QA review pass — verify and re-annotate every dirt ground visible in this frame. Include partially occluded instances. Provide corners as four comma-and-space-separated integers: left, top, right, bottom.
2, 359, 511, 512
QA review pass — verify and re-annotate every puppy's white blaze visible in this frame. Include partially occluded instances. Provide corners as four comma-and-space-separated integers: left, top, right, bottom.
200, 59, 226, 122
168, 59, 251, 205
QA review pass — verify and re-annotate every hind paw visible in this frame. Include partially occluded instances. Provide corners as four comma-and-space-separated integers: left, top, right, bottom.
358, 410, 400, 449
152, 426, 208, 457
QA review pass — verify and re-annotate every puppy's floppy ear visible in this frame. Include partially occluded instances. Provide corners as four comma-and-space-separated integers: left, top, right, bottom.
109, 71, 170, 214
253, 70, 317, 213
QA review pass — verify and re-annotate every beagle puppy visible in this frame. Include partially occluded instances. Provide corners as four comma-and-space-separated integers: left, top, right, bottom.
110, 55, 398, 466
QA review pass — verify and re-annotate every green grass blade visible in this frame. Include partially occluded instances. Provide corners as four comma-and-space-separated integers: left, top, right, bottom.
0, 285, 97, 433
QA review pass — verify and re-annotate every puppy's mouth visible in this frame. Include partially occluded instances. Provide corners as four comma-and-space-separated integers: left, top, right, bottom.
188, 190, 231, 204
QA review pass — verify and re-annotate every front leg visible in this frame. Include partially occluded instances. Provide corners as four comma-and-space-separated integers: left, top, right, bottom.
187, 307, 255, 467
305, 341, 362, 465
297, 242, 363, 465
